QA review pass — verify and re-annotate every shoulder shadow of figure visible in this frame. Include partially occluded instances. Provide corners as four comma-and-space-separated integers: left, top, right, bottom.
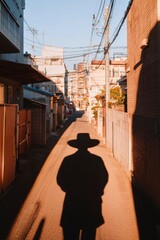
57, 133, 109, 240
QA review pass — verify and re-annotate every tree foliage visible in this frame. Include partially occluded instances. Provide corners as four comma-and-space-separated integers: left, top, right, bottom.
108, 86, 125, 108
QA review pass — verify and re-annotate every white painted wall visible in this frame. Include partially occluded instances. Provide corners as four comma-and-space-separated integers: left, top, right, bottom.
106, 109, 133, 178
33, 45, 66, 94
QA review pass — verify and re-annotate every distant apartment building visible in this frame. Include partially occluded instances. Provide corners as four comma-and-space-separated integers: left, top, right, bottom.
76, 62, 87, 109
89, 60, 106, 107
70, 59, 126, 111
32, 45, 67, 96
88, 58, 126, 108
67, 70, 78, 105
109, 58, 127, 86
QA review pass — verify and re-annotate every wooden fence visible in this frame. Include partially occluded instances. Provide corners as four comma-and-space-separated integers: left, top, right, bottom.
0, 105, 48, 195
18, 109, 31, 156
18, 108, 47, 149
0, 104, 17, 194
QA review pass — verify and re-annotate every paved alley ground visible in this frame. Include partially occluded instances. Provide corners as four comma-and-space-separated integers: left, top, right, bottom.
0, 111, 140, 240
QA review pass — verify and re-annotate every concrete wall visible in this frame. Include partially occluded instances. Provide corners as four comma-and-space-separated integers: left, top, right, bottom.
106, 109, 132, 177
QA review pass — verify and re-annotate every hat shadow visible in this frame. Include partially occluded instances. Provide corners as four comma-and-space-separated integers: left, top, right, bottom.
67, 133, 100, 149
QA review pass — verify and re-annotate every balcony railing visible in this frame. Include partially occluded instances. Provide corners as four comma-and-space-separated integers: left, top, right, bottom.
0, 2, 20, 53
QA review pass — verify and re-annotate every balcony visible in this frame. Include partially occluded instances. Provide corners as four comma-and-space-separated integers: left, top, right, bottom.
0, 2, 20, 53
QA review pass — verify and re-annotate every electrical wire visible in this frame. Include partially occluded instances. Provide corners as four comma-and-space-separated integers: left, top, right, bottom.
85, 0, 107, 66
93, 0, 107, 27
23, 0, 131, 76
87, 0, 132, 74
93, 0, 116, 60
105, 0, 133, 54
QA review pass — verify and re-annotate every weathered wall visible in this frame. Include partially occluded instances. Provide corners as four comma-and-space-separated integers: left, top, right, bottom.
106, 109, 132, 177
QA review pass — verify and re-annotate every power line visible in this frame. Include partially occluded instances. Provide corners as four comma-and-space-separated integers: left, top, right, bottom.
23, 0, 130, 74
85, 0, 107, 66
93, 0, 116, 60
105, 0, 133, 54
24, 38, 102, 53
93, 0, 107, 27
88, 0, 132, 73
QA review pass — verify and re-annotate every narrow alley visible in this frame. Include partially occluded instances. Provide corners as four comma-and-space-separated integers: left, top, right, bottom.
0, 111, 139, 240
1, 1, 160, 240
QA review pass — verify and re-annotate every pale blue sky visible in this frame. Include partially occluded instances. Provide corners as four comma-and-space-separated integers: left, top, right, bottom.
24, 0, 129, 69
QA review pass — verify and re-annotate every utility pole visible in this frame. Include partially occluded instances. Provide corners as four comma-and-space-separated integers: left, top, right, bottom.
104, 7, 110, 144
86, 14, 95, 123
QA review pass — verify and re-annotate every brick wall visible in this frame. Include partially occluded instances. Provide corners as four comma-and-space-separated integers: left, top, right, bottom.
127, 0, 160, 213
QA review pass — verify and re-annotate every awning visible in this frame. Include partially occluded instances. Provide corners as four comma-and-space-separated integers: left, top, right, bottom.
23, 98, 47, 109
0, 60, 51, 85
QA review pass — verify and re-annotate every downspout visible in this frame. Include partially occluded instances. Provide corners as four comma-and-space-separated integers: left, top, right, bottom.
2, 105, 6, 193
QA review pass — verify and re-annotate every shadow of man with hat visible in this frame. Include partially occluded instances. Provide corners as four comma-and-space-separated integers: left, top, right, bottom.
57, 133, 108, 240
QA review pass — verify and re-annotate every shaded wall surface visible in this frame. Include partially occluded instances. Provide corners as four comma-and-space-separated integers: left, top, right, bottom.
127, 0, 160, 214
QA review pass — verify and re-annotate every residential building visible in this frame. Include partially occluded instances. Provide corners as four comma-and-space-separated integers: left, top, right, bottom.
89, 60, 106, 107
76, 62, 87, 109
67, 59, 126, 119
23, 86, 58, 134
0, 0, 25, 61
109, 58, 126, 86
0, 0, 51, 194
0, 0, 25, 107
88, 58, 126, 106
87, 58, 127, 120
0, 0, 50, 107
67, 70, 78, 106
32, 45, 67, 96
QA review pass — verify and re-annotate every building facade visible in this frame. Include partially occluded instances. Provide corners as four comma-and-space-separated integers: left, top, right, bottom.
89, 60, 106, 107
67, 70, 78, 106
0, 0, 25, 61
109, 58, 126, 86
0, 0, 50, 107
0, 0, 25, 106
32, 45, 67, 96
76, 62, 87, 110
0, 0, 52, 194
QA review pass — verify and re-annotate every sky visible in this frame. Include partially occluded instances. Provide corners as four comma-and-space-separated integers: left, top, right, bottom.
24, 0, 130, 69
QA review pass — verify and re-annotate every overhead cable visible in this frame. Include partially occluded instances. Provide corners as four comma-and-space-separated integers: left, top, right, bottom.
93, 0, 115, 60
105, 0, 133, 54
